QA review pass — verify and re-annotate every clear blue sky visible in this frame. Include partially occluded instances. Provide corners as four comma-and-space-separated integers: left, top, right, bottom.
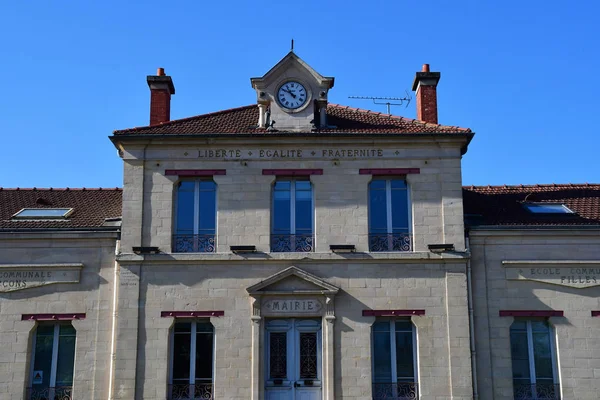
2, 1, 598, 188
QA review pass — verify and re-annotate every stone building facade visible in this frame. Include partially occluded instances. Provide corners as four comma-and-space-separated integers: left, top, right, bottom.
0, 53, 599, 400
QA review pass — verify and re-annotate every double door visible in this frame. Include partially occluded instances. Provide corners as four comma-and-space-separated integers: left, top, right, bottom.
265, 319, 322, 400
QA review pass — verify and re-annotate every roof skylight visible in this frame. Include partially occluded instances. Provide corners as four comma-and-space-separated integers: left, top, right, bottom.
12, 208, 74, 219
523, 203, 574, 214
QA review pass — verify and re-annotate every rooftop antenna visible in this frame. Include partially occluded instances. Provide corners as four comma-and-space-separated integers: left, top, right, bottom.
291, 39, 294, 52
348, 92, 412, 114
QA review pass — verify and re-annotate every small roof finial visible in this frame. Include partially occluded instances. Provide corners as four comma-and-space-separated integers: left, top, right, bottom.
291, 38, 294, 52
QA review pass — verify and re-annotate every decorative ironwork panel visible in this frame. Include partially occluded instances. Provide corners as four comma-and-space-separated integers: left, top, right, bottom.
372, 382, 418, 400
168, 383, 213, 400
369, 234, 411, 252
269, 332, 287, 379
513, 383, 560, 400
299, 332, 318, 379
172, 235, 216, 253
270, 234, 314, 252
27, 386, 73, 400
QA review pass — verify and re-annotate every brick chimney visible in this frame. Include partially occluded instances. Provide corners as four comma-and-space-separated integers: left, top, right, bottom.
412, 64, 440, 124
147, 68, 176, 126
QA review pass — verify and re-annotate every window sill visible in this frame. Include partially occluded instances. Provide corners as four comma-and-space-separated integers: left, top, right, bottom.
117, 251, 468, 263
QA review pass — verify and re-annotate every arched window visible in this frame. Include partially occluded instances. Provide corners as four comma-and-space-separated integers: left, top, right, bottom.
28, 324, 76, 400
371, 319, 418, 399
368, 179, 411, 252
271, 179, 314, 252
169, 321, 214, 400
173, 180, 217, 253
510, 320, 559, 399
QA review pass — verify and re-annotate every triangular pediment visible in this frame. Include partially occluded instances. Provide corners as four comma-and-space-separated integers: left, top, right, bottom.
250, 52, 334, 89
246, 266, 339, 295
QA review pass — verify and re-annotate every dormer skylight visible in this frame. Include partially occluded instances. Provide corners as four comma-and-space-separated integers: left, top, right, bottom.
12, 208, 74, 219
523, 203, 574, 214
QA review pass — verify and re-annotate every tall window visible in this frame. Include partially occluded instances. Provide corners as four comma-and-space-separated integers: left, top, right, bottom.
169, 321, 214, 400
368, 179, 411, 252
271, 180, 314, 252
173, 181, 217, 253
371, 320, 418, 400
510, 320, 559, 400
28, 324, 76, 400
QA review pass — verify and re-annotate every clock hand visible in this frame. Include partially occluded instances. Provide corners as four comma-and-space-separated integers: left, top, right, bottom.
283, 88, 297, 98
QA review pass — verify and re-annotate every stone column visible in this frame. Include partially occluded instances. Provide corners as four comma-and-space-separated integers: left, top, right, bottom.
71, 317, 98, 399
323, 296, 336, 400
249, 296, 261, 400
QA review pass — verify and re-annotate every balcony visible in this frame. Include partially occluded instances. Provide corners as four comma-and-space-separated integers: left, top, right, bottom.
372, 382, 418, 399
168, 382, 213, 400
271, 234, 314, 252
369, 233, 412, 252
172, 234, 216, 253
27, 386, 72, 400
513, 383, 560, 400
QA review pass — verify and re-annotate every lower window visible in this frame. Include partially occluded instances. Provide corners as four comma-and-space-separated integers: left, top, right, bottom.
28, 324, 76, 400
371, 319, 418, 400
169, 321, 214, 400
510, 320, 560, 400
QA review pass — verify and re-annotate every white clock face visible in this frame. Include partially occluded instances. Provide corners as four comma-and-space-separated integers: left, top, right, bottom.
277, 81, 308, 110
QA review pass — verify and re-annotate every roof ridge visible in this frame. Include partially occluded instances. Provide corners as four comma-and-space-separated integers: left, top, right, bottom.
0, 187, 123, 191
464, 183, 600, 189
113, 105, 257, 133
327, 103, 471, 132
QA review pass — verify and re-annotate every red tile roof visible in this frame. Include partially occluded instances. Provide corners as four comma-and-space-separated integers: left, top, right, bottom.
0, 188, 122, 230
463, 184, 600, 226
113, 104, 472, 136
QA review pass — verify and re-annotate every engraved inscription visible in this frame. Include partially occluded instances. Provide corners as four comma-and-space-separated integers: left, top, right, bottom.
0, 264, 82, 292
263, 299, 323, 314
505, 263, 600, 288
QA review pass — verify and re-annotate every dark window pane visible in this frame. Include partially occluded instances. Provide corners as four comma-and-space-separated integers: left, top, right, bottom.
395, 331, 414, 379
59, 325, 76, 336
176, 184, 195, 235
295, 181, 311, 191
199, 181, 216, 191
395, 320, 413, 332
533, 331, 554, 380
195, 332, 214, 379
273, 186, 291, 234
370, 180, 386, 190
274, 181, 291, 191
33, 328, 54, 387
391, 187, 409, 232
198, 188, 216, 234
373, 330, 392, 381
56, 335, 76, 386
391, 180, 407, 190
269, 332, 287, 379
295, 184, 313, 233
173, 330, 191, 381
510, 330, 531, 381
369, 186, 387, 232
373, 321, 390, 332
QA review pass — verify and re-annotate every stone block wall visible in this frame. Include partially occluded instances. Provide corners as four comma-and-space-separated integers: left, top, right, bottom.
0, 232, 118, 400
470, 230, 600, 400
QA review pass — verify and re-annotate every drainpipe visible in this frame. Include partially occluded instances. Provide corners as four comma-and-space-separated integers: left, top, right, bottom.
466, 235, 479, 400
107, 238, 121, 400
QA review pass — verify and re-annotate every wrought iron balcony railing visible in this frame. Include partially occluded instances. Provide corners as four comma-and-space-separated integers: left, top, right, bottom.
513, 382, 561, 400
372, 382, 418, 399
271, 234, 314, 252
168, 382, 213, 400
27, 386, 72, 400
172, 234, 216, 253
369, 233, 412, 252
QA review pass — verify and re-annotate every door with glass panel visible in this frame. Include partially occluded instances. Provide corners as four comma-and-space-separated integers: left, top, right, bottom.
265, 319, 322, 400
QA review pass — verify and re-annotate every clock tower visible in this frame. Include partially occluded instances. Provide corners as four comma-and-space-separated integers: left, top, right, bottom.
251, 52, 334, 131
